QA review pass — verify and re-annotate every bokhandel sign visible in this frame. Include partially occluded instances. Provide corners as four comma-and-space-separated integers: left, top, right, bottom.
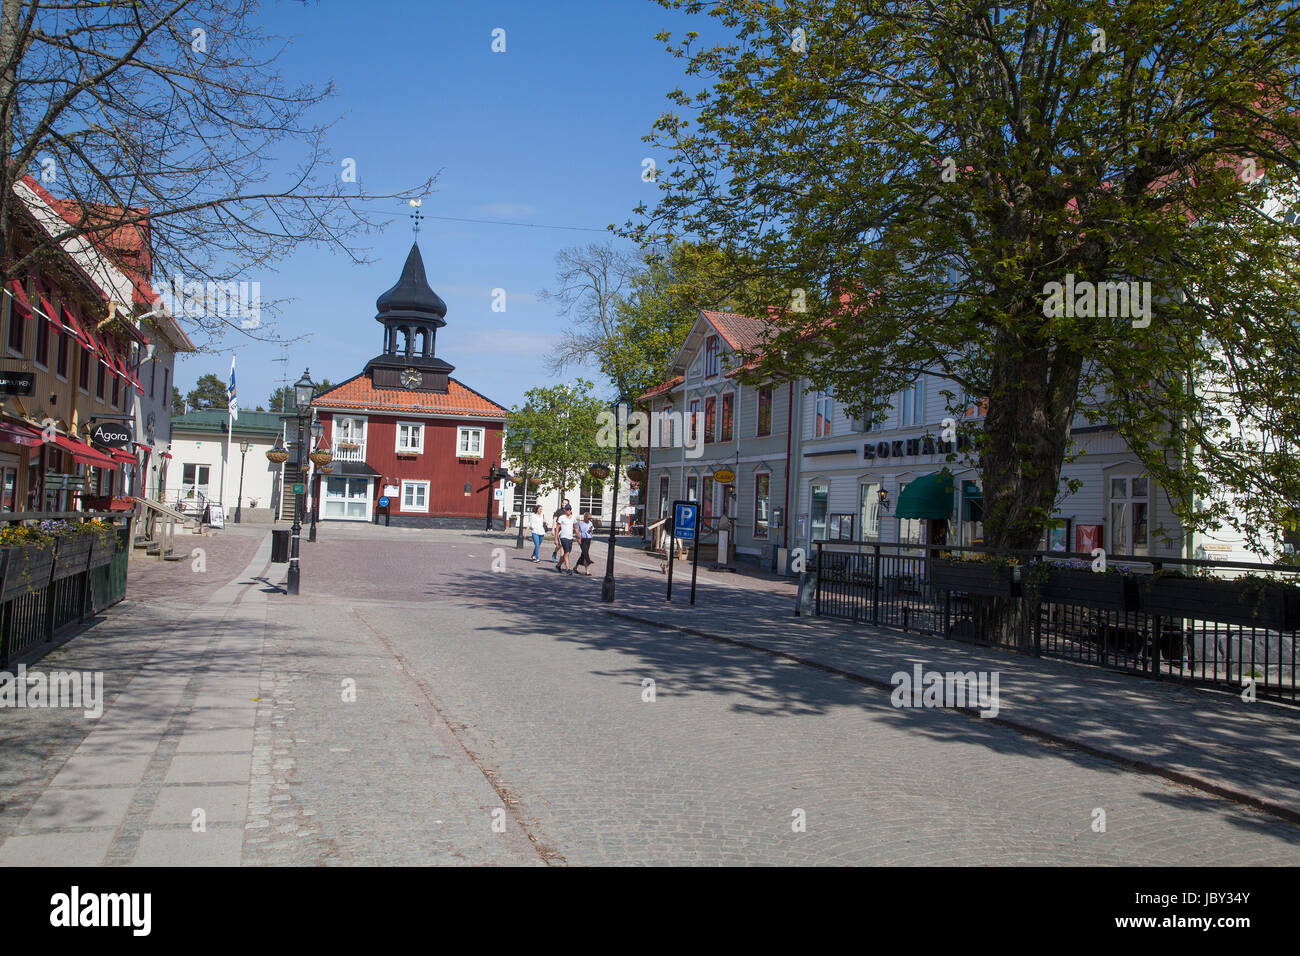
89, 421, 132, 449
864, 432, 970, 462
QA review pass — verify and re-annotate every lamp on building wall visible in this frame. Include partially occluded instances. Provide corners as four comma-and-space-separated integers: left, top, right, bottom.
878, 487, 891, 512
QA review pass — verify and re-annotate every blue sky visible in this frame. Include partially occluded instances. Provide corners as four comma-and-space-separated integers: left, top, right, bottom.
177, 0, 713, 411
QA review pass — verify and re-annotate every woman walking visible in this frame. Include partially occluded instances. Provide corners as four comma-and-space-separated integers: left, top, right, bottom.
575, 511, 595, 576
555, 505, 576, 573
527, 504, 547, 562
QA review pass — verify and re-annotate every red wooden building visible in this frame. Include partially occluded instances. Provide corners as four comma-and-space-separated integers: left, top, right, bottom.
310, 242, 508, 526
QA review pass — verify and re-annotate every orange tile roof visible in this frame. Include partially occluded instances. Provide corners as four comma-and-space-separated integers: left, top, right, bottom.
311, 373, 509, 419
700, 310, 770, 353
637, 375, 684, 403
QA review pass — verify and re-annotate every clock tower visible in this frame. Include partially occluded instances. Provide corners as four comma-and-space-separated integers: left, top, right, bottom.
363, 242, 455, 392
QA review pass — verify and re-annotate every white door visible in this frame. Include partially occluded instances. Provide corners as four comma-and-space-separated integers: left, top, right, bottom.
324, 477, 372, 521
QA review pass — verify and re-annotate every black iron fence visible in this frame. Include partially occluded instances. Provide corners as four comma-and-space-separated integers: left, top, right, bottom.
0, 515, 132, 667
813, 541, 1300, 705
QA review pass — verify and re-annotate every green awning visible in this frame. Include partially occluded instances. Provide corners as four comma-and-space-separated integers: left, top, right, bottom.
896, 470, 955, 520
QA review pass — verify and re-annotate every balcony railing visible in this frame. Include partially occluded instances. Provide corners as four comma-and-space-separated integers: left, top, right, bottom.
332, 442, 365, 462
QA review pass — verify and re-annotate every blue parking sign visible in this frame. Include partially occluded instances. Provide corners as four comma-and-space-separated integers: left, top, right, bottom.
674, 501, 698, 541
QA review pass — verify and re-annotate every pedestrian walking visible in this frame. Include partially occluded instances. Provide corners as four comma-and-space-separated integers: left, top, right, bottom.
575, 511, 595, 575
555, 505, 576, 573
551, 497, 571, 563
527, 504, 547, 562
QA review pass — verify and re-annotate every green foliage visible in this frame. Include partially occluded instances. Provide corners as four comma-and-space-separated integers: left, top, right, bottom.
170, 385, 184, 416
504, 380, 607, 497
186, 373, 229, 411
634, 0, 1300, 557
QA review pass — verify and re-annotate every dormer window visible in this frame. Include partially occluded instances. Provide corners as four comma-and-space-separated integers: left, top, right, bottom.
705, 335, 719, 378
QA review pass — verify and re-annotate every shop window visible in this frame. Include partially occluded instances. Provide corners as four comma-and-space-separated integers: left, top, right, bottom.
1109, 475, 1149, 555
754, 473, 770, 538
810, 483, 829, 541
658, 475, 670, 518
686, 475, 698, 502
858, 482, 880, 540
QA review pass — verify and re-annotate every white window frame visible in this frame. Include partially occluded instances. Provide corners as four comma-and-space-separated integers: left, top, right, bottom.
900, 378, 925, 427
401, 479, 430, 513
395, 420, 424, 454
335, 415, 368, 444
814, 391, 833, 438
457, 426, 484, 458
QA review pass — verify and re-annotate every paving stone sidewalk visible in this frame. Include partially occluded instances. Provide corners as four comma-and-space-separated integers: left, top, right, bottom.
589, 538, 1300, 822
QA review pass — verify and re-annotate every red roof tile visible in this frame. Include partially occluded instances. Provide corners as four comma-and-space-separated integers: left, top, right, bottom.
311, 373, 509, 419
700, 310, 770, 353
637, 375, 684, 403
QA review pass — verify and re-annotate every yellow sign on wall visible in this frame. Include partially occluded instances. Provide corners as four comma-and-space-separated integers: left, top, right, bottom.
712, 468, 736, 484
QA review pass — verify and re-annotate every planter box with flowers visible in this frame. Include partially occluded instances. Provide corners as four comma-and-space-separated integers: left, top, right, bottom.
930, 556, 1022, 597
0, 537, 55, 602
1141, 572, 1300, 631
52, 534, 94, 581
1036, 560, 1139, 613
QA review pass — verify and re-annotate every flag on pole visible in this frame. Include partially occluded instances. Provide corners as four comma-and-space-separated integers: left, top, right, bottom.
227, 356, 238, 421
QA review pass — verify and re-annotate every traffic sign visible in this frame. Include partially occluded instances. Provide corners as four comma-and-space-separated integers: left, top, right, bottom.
673, 501, 698, 541
378, 496, 389, 508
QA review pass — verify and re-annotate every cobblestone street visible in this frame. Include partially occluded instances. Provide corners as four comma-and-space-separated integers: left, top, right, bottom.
2, 523, 1299, 865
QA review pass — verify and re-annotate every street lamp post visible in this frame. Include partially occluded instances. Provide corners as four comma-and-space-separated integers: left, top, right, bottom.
601, 400, 628, 603
234, 439, 249, 523
309, 419, 324, 542
287, 369, 316, 596
514, 436, 535, 549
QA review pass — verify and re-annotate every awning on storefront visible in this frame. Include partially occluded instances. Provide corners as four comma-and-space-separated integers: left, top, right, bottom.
48, 433, 119, 469
5, 279, 31, 316
0, 420, 45, 448
60, 303, 97, 351
895, 469, 955, 520
38, 292, 60, 327
962, 480, 984, 522
106, 448, 136, 465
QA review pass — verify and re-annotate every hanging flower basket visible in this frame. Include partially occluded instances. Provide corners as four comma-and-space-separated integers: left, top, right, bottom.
626, 466, 647, 483
1039, 567, 1138, 613
309, 450, 333, 467
1141, 574, 1300, 630
265, 448, 289, 464
0, 542, 55, 602
930, 558, 1021, 597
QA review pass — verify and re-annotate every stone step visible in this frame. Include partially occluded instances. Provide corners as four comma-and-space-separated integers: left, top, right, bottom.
162, 550, 184, 562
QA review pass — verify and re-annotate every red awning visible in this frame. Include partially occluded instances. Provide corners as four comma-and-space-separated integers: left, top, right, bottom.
60, 304, 96, 351
38, 293, 59, 326
107, 448, 136, 465
5, 279, 31, 316
0, 420, 44, 448
49, 433, 118, 469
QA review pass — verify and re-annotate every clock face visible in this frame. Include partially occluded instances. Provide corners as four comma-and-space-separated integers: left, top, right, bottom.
400, 368, 420, 390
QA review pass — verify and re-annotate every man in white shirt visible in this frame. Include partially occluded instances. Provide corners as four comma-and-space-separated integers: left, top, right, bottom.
555, 505, 576, 573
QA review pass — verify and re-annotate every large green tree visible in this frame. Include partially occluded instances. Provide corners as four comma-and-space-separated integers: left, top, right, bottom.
504, 379, 607, 501
185, 373, 228, 411
634, 0, 1300, 557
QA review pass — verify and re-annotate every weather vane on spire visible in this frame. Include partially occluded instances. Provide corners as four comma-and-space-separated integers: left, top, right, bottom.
409, 198, 424, 235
